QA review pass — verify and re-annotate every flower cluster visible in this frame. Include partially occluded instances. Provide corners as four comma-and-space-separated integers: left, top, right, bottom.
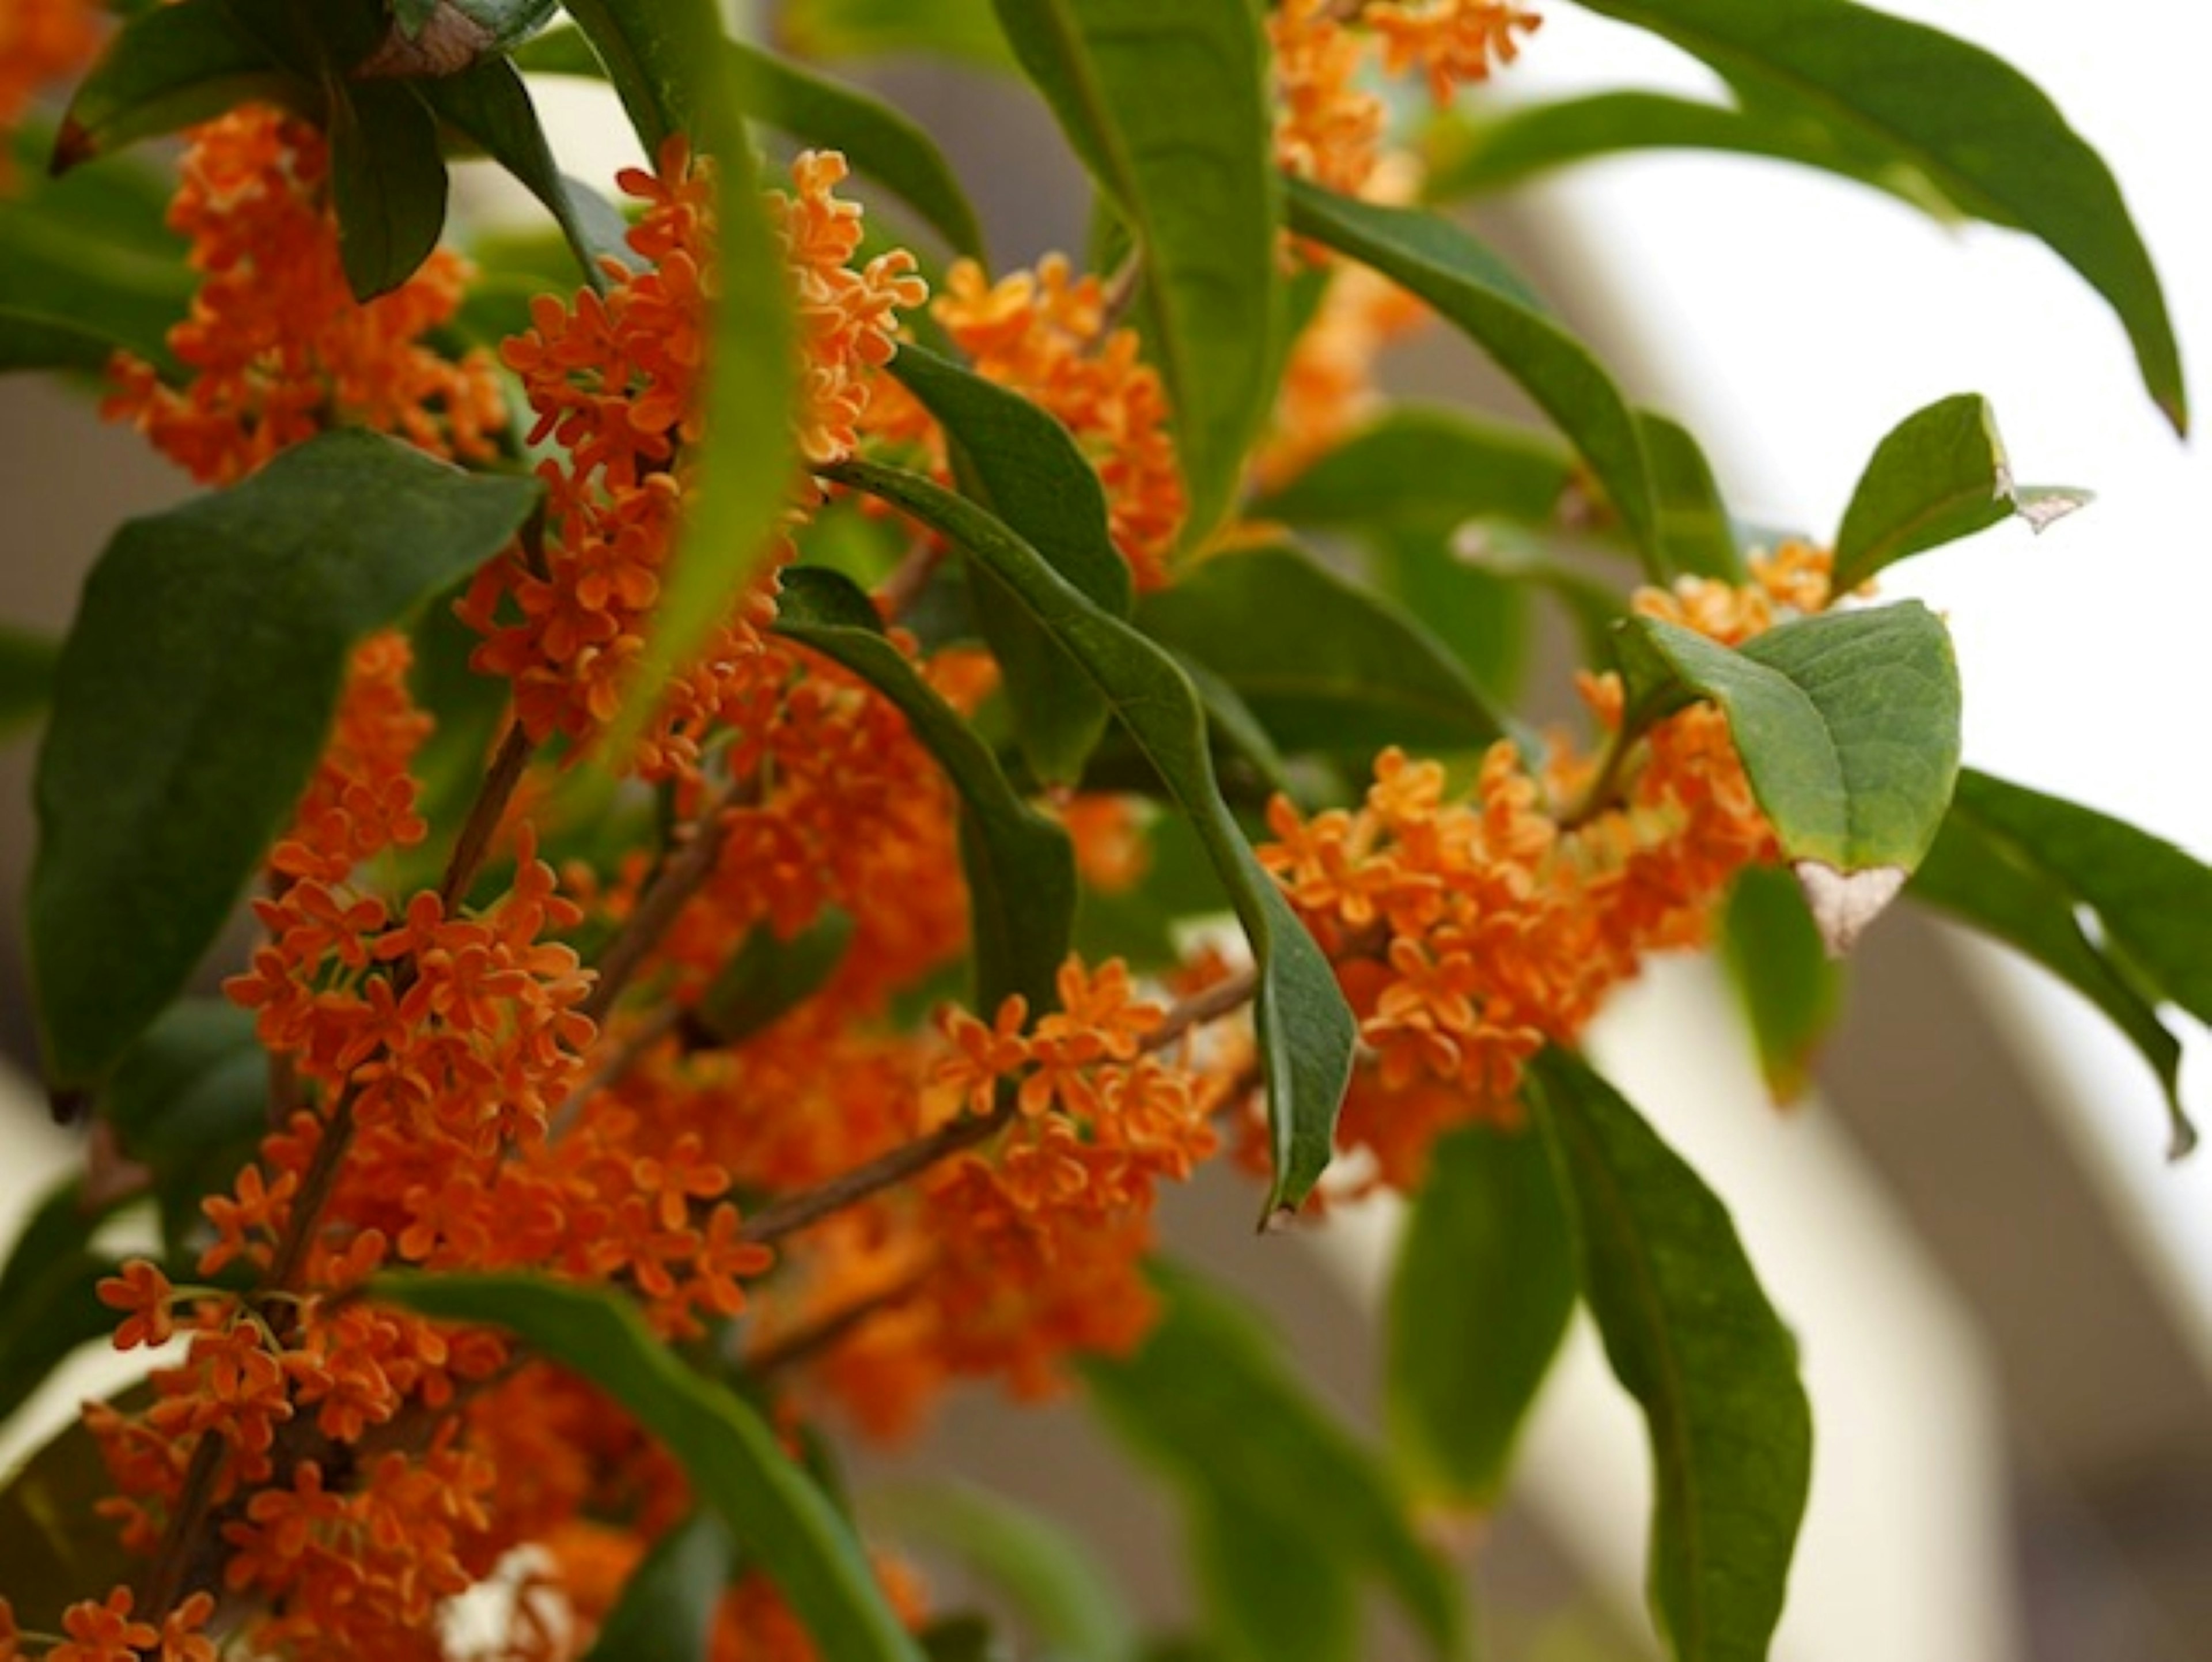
102, 108, 505, 484
1369, 0, 1544, 104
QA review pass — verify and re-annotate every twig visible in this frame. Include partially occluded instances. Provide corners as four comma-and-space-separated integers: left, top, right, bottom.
873, 537, 945, 622
440, 721, 533, 913
744, 1270, 932, 1377
579, 773, 756, 1027
1098, 247, 1143, 335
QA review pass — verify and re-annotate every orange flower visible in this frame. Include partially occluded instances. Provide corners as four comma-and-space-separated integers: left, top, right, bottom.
0, 0, 103, 144
1368, 0, 1543, 104
48, 1588, 157, 1662
1270, 0, 1386, 194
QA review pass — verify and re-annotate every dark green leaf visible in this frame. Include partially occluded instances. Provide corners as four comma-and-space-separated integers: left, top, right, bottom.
1285, 180, 1661, 574
1719, 865, 1843, 1105
0, 308, 123, 376
1165, 650, 1296, 801
328, 78, 450, 300
1531, 1050, 1812, 1662
561, 0, 798, 747
891, 343, 1128, 785
582, 1510, 737, 1662
774, 565, 1077, 1016
1639, 412, 1743, 582
1366, 527, 1532, 702
1615, 603, 1961, 950
0, 624, 60, 738
777, 0, 1016, 70
0, 1180, 122, 1429
99, 999, 269, 1256
1422, 91, 1959, 220
1386, 1122, 1574, 1509
381, 1274, 923, 1659
693, 909, 857, 1046
30, 429, 542, 1086
1572, 0, 2187, 432
1251, 406, 1577, 540
1915, 768, 2212, 1157
417, 55, 624, 289
1137, 544, 1503, 756
52, 0, 306, 170
1830, 393, 2089, 593
1084, 1263, 1464, 1659
991, 0, 1279, 544
0, 1403, 140, 1627
870, 1483, 1137, 1662
824, 458, 1354, 1213
1190, 1493, 1358, 1662
920, 1615, 1007, 1662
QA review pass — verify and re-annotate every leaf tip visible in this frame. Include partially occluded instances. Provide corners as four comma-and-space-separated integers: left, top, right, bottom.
1793, 860, 1906, 958
46, 1082, 89, 1126
2166, 1104, 2200, 1163
48, 118, 94, 176
1260, 1203, 1301, 1236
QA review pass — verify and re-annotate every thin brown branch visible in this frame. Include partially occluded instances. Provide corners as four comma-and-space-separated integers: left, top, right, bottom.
580, 773, 756, 1027
873, 536, 945, 622
440, 721, 533, 913
1145, 965, 1259, 1052
744, 1270, 932, 1377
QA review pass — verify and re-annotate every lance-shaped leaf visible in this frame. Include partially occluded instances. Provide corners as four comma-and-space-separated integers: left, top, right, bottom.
0, 1401, 141, 1629
0, 623, 59, 738
1085, 1264, 1464, 1660
1719, 865, 1844, 1105
1830, 393, 2089, 593
1571, 0, 2187, 433
1914, 768, 2212, 1158
774, 566, 1077, 1015
891, 343, 1129, 785
1531, 1050, 1813, 1662
1386, 1122, 1575, 1509
328, 78, 449, 300
29, 430, 542, 1087
1286, 179, 1662, 573
1640, 412, 1743, 582
778, 0, 1017, 71
991, 0, 1279, 546
99, 999, 270, 1254
0, 1180, 127, 1429
1251, 406, 1577, 540
381, 1274, 924, 1660
582, 1511, 737, 1662
1137, 544, 1504, 756
824, 458, 1354, 1214
52, 0, 308, 170
1615, 602, 1961, 954
0, 308, 119, 375
1422, 90, 1961, 218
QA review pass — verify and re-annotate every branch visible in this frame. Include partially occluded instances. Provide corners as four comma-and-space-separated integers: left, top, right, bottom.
580, 773, 756, 1026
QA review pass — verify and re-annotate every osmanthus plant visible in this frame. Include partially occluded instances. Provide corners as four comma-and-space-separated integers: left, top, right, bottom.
0, 0, 2203, 1657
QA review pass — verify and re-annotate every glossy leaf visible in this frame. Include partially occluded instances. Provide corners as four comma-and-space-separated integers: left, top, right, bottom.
29, 430, 542, 1086
0, 1180, 122, 1429
1531, 1050, 1813, 1662
1286, 179, 1661, 572
1084, 1263, 1464, 1660
1914, 768, 2212, 1158
328, 78, 449, 300
1830, 393, 2088, 593
1573, 0, 2187, 432
417, 56, 625, 289
52, 0, 306, 169
892, 343, 1128, 785
1639, 412, 1743, 582
777, 0, 1016, 71
1424, 90, 1959, 214
0, 1405, 139, 1628
1137, 544, 1503, 755
1386, 1122, 1575, 1509
380, 1273, 924, 1661
563, 0, 798, 745
582, 1511, 737, 1662
824, 458, 1354, 1213
774, 566, 1077, 1015
992, 0, 1280, 544
1251, 406, 1578, 540
870, 1483, 1138, 1662
0, 624, 59, 738
1615, 603, 1961, 950
1719, 865, 1844, 1105
0, 308, 123, 375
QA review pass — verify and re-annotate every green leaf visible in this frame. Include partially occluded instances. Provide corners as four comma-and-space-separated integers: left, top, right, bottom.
1251, 406, 1578, 540
0, 624, 60, 739
1719, 865, 1844, 1105
1084, 1263, 1464, 1660
379, 1273, 924, 1661
1830, 393, 2089, 593
869, 1483, 1138, 1662
1571, 0, 2187, 433
1614, 602, 1961, 951
1137, 544, 1504, 756
1421, 91, 1960, 220
824, 459, 1354, 1213
562, 0, 798, 748
1913, 768, 2212, 1158
991, 0, 1280, 544
1639, 412, 1743, 582
1190, 1494, 1358, 1662
920, 1615, 1007, 1662
52, 0, 307, 170
0, 1180, 123, 1429
1364, 528, 1531, 704
774, 566, 1077, 1017
328, 78, 450, 301
582, 1511, 737, 1662
1285, 180, 1662, 574
692, 908, 857, 1047
1530, 1050, 1813, 1662
777, 0, 1016, 71
97, 998, 269, 1252
0, 308, 124, 376
1385, 1122, 1575, 1509
29, 430, 542, 1086
0, 1402, 140, 1627
416, 55, 624, 289
890, 343, 1129, 786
